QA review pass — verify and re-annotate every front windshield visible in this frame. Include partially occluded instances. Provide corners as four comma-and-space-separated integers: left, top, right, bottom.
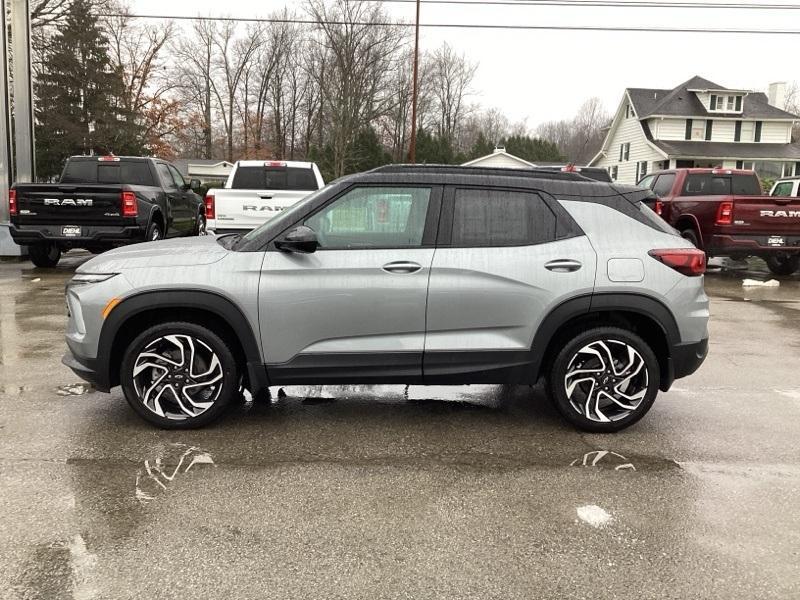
233, 185, 332, 250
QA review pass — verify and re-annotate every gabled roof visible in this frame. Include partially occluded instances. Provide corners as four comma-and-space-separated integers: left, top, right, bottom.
628, 75, 799, 120
462, 148, 537, 168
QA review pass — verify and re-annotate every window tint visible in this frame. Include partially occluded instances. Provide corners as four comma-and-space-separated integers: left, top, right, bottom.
304, 187, 430, 249
61, 160, 154, 185
682, 174, 730, 196
652, 174, 676, 197
731, 174, 762, 195
232, 166, 318, 190
451, 188, 556, 247
156, 163, 177, 190
772, 182, 794, 197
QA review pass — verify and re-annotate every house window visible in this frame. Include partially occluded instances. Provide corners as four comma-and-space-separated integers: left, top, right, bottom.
710, 95, 717, 110
611, 166, 619, 181
636, 161, 648, 181
726, 96, 735, 111
734, 121, 742, 142
685, 119, 693, 140
754, 121, 763, 142
710, 94, 743, 113
705, 120, 713, 141
736, 160, 744, 169
735, 96, 742, 111
624, 143, 630, 161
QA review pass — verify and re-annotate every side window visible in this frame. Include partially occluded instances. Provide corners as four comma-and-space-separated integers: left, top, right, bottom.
304, 186, 431, 249
652, 174, 676, 197
156, 163, 177, 190
772, 182, 794, 197
637, 174, 655, 189
168, 165, 186, 189
451, 188, 556, 247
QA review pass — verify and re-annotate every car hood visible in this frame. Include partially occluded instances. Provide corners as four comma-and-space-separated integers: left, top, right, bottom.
77, 236, 229, 273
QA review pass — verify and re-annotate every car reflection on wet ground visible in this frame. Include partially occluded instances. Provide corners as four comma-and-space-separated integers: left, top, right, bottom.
1, 251, 799, 599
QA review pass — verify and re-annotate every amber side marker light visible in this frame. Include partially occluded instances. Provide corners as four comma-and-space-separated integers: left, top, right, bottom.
102, 297, 121, 319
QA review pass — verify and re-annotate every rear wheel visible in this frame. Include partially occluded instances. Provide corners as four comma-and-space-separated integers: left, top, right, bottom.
193, 213, 207, 236
680, 227, 700, 249
548, 327, 660, 433
146, 221, 163, 242
766, 254, 800, 276
29, 243, 61, 268
120, 322, 239, 429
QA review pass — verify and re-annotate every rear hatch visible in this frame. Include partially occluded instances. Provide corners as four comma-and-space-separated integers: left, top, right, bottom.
14, 183, 128, 227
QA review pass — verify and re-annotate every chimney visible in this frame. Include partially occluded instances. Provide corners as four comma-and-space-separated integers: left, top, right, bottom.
768, 82, 787, 110
493, 145, 505, 153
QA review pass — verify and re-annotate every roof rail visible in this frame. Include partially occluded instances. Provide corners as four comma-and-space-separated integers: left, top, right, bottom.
368, 163, 587, 182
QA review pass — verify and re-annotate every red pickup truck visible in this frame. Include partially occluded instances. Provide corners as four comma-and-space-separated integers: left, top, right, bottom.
638, 168, 800, 276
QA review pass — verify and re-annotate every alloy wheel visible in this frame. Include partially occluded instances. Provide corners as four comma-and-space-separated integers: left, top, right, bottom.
132, 334, 224, 421
563, 340, 649, 423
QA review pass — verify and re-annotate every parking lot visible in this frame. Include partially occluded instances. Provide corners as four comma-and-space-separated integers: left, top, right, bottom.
0, 251, 798, 599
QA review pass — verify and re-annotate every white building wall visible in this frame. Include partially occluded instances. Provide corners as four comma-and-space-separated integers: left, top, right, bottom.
712, 120, 736, 142
651, 118, 685, 140
591, 106, 665, 184
464, 153, 532, 169
761, 121, 792, 143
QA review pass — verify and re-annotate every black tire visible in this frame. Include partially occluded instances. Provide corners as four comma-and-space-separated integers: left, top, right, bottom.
680, 228, 700, 249
28, 243, 61, 268
765, 254, 800, 276
120, 321, 240, 429
146, 220, 163, 242
547, 327, 660, 433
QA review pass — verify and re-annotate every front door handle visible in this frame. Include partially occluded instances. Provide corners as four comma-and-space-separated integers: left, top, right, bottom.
545, 259, 582, 273
382, 261, 423, 274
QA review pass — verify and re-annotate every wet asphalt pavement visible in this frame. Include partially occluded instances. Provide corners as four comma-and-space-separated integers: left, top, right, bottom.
1, 252, 799, 599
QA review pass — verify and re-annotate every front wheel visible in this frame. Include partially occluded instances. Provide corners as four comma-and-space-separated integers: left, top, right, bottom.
194, 213, 207, 236
29, 243, 61, 268
548, 327, 660, 433
120, 322, 240, 429
765, 254, 800, 276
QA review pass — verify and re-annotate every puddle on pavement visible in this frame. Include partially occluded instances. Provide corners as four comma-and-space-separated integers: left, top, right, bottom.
135, 444, 216, 504
56, 383, 94, 397
570, 450, 637, 471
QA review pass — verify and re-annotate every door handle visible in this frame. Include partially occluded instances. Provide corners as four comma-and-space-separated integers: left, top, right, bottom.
545, 259, 582, 273
259, 194, 274, 200
382, 261, 423, 274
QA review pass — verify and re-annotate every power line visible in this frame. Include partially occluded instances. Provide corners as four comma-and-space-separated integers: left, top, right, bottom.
100, 12, 800, 35
380, 0, 800, 9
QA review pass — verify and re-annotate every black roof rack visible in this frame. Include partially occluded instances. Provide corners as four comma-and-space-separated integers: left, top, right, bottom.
369, 164, 586, 182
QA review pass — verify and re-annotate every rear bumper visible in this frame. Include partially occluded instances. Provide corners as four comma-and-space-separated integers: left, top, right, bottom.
662, 337, 708, 391
62, 350, 110, 393
9, 223, 145, 246
708, 234, 800, 256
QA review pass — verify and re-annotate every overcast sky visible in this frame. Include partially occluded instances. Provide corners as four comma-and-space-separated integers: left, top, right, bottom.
130, 0, 800, 128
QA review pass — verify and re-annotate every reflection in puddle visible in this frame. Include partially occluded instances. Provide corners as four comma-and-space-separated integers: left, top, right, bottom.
135, 444, 215, 504
56, 383, 94, 396
571, 450, 636, 471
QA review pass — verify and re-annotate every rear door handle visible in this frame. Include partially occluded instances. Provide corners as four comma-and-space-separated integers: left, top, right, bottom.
545, 259, 582, 273
259, 194, 274, 199
382, 261, 423, 274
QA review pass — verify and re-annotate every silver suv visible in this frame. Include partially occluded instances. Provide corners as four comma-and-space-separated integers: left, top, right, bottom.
63, 165, 709, 432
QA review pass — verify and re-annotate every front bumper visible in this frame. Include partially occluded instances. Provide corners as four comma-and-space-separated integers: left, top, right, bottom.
62, 350, 110, 392
9, 223, 145, 246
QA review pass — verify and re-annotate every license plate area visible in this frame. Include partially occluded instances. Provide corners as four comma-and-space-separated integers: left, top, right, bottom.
62, 226, 81, 237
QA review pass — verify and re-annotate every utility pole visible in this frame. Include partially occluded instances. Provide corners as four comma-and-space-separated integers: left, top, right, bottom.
0, 0, 20, 256
11, 0, 34, 182
407, 0, 420, 164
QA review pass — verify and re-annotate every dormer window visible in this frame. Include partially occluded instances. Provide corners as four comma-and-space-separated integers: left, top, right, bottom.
710, 94, 743, 113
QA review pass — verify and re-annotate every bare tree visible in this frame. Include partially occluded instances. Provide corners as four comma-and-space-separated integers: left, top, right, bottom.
427, 43, 476, 146
537, 97, 610, 164
305, 0, 408, 177
785, 82, 800, 141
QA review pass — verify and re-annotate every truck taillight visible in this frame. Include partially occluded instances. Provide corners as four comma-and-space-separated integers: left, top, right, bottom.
715, 201, 734, 225
121, 191, 138, 217
8, 189, 17, 216
648, 248, 706, 277
654, 200, 663, 216
204, 194, 215, 219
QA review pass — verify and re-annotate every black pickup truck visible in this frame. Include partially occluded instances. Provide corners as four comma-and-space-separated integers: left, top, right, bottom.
9, 156, 205, 267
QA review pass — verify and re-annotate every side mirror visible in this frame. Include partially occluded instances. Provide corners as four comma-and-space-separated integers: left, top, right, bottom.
274, 225, 319, 254
187, 178, 201, 191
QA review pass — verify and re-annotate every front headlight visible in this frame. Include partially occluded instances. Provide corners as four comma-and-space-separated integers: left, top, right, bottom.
68, 273, 119, 286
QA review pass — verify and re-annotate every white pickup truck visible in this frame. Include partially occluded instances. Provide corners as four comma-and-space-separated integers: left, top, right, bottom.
769, 177, 800, 198
205, 160, 324, 234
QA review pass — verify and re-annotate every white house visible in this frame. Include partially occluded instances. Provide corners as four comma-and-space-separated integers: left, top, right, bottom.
172, 159, 235, 183
462, 146, 538, 169
590, 75, 800, 184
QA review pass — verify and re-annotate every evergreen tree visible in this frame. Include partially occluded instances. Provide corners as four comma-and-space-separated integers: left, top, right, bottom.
415, 128, 456, 164
466, 131, 494, 161
35, 0, 144, 179
502, 134, 564, 164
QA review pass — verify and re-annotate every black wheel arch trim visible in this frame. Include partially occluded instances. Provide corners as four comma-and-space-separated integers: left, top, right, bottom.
97, 289, 267, 392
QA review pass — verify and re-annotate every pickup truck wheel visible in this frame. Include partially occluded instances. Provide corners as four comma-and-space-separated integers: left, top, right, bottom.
29, 243, 61, 268
680, 228, 700, 249
547, 327, 660, 433
194, 214, 207, 236
120, 322, 239, 429
766, 254, 800, 276
147, 221, 163, 241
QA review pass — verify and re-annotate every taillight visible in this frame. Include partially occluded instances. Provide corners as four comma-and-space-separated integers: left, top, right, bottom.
204, 194, 215, 219
8, 189, 17, 216
654, 200, 663, 216
715, 201, 734, 225
648, 248, 706, 277
121, 191, 138, 217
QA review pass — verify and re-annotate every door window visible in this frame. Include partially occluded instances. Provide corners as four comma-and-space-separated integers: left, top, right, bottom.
652, 174, 676, 197
637, 174, 655, 189
156, 163, 177, 190
772, 181, 794, 197
304, 186, 431, 249
450, 188, 556, 247
168, 165, 186, 189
